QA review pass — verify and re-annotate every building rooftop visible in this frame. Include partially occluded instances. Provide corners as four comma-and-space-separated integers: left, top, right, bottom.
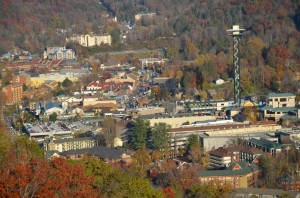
199, 161, 259, 177
248, 138, 282, 149
51, 137, 95, 144
61, 146, 128, 160
45, 102, 62, 111
267, 92, 295, 98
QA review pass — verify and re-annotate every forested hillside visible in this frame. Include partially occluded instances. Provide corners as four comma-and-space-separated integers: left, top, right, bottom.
0, 0, 106, 54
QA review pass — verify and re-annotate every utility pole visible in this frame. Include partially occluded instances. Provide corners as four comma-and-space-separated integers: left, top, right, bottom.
227, 25, 245, 107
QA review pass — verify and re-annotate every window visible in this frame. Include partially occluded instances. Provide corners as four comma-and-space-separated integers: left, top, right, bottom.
280, 98, 287, 102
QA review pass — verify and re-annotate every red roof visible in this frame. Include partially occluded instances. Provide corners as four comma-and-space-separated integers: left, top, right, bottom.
6, 59, 66, 68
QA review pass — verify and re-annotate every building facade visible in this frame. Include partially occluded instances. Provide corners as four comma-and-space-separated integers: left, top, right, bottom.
261, 93, 297, 121
43, 137, 97, 152
12, 75, 31, 87
2, 83, 23, 104
267, 93, 296, 108
43, 46, 75, 60
67, 34, 112, 47
199, 162, 260, 188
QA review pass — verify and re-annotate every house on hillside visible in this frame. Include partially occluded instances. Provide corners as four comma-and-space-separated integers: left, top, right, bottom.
215, 78, 225, 85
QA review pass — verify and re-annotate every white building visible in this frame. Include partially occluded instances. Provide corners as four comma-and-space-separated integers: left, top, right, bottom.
64, 96, 83, 104
67, 34, 112, 47
215, 79, 225, 85
44, 102, 65, 116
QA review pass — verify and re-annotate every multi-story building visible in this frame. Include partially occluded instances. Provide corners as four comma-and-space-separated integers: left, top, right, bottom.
43, 137, 97, 152
247, 138, 282, 156
2, 83, 23, 104
43, 46, 75, 60
208, 146, 264, 169
12, 74, 31, 87
261, 93, 298, 121
199, 161, 260, 188
267, 93, 296, 108
67, 34, 112, 47
209, 146, 241, 168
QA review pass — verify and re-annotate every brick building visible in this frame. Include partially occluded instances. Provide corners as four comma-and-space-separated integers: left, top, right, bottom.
199, 161, 260, 188
2, 83, 23, 104
12, 74, 31, 86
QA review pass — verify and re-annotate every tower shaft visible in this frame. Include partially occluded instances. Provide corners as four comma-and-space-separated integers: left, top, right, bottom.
233, 36, 241, 107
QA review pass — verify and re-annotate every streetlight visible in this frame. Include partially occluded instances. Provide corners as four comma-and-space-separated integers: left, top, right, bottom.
227, 25, 245, 107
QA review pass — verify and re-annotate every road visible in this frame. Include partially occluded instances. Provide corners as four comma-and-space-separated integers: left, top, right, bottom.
94, 48, 159, 56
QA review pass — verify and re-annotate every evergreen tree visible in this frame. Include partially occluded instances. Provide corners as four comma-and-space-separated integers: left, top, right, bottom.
130, 118, 150, 150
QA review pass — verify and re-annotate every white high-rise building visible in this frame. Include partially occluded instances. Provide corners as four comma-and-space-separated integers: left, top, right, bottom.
67, 34, 112, 47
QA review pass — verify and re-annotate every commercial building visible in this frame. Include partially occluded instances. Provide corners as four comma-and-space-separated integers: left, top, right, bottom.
23, 123, 72, 138
168, 121, 281, 151
261, 92, 298, 121
2, 83, 23, 104
30, 74, 78, 88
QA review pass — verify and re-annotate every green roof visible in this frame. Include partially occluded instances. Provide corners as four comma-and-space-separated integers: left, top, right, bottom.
199, 161, 259, 177
280, 114, 300, 121
267, 93, 295, 98
248, 138, 282, 149
272, 107, 298, 112
260, 106, 298, 112
260, 106, 273, 111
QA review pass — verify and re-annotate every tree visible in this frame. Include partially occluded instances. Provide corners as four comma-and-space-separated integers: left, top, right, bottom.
162, 186, 176, 198
102, 117, 117, 147
151, 150, 163, 162
187, 180, 233, 198
186, 134, 200, 152
130, 118, 150, 150
82, 156, 163, 197
243, 107, 258, 122
0, 154, 98, 197
198, 90, 208, 101
23, 111, 33, 123
150, 123, 170, 151
0, 122, 11, 166
130, 149, 151, 177
13, 135, 44, 160
49, 112, 58, 122
62, 78, 73, 89
188, 145, 203, 164
111, 27, 121, 44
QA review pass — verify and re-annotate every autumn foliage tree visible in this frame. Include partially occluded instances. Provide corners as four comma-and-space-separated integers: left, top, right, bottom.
0, 153, 98, 197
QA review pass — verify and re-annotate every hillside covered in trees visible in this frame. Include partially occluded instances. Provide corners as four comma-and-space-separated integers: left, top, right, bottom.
0, 0, 108, 54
